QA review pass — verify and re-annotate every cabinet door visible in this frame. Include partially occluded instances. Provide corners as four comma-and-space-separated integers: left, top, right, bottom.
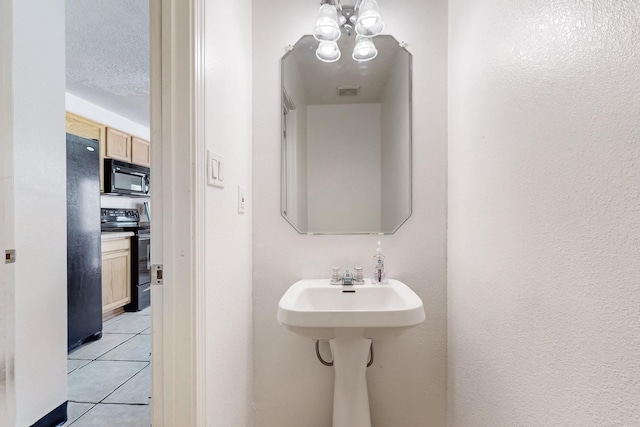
105, 127, 131, 162
131, 137, 151, 167
66, 112, 106, 191
101, 238, 131, 313
66, 112, 103, 140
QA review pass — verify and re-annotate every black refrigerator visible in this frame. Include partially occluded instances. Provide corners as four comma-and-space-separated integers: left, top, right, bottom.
67, 133, 102, 351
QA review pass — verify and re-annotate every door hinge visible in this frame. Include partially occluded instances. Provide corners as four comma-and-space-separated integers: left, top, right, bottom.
5, 249, 16, 264
151, 264, 163, 285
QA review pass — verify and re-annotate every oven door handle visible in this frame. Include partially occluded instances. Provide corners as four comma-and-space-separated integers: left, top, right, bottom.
117, 169, 147, 178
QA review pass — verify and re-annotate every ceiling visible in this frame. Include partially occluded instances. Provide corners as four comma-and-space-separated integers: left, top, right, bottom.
66, 0, 150, 127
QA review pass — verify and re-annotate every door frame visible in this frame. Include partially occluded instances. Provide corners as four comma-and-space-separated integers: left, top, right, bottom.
0, 0, 208, 423
150, 0, 207, 424
1, 0, 208, 423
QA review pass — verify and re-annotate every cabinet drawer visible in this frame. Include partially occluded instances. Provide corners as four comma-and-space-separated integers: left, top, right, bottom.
102, 237, 130, 253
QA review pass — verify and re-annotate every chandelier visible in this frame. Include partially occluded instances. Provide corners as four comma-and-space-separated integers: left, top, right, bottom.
313, 0, 385, 63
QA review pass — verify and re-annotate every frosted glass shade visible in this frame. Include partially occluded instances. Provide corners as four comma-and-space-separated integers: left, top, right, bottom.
313, 4, 341, 42
316, 41, 341, 62
352, 36, 377, 61
355, 0, 384, 37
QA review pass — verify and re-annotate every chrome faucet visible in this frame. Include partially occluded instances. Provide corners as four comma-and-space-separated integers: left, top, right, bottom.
342, 269, 354, 285
331, 267, 365, 285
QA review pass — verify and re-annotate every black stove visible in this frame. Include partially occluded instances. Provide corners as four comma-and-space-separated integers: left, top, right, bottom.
101, 208, 141, 231
101, 207, 151, 311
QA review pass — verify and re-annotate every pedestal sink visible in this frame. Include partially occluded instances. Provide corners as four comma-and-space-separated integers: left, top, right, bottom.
277, 279, 425, 427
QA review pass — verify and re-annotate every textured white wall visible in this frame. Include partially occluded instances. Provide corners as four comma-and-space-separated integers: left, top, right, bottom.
448, 1, 640, 425
12, 0, 68, 424
252, 0, 448, 425
204, 0, 254, 425
307, 104, 381, 233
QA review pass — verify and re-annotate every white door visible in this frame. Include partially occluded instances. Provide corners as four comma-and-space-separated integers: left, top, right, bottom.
0, 98, 14, 427
0, 125, 16, 427
0, 0, 16, 420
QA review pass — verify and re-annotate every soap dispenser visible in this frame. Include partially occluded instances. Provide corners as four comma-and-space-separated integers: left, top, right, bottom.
371, 241, 388, 284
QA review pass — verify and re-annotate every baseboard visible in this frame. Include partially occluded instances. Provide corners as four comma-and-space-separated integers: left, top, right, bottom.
30, 401, 67, 427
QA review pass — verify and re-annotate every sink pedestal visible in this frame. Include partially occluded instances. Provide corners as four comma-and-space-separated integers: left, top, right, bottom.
278, 279, 426, 426
329, 330, 372, 427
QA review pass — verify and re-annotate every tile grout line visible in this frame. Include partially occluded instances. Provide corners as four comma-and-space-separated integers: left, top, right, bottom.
66, 310, 152, 425
67, 360, 149, 405
69, 314, 150, 364
68, 335, 138, 367
66, 403, 96, 426
98, 361, 150, 406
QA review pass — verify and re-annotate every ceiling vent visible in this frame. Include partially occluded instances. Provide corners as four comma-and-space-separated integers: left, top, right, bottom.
336, 85, 360, 97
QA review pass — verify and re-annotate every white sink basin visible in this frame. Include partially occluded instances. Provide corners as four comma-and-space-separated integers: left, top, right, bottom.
277, 279, 425, 339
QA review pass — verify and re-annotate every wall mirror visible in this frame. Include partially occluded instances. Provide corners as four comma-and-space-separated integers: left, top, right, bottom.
281, 34, 412, 234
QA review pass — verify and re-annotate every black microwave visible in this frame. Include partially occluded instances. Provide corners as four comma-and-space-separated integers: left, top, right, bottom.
104, 159, 150, 197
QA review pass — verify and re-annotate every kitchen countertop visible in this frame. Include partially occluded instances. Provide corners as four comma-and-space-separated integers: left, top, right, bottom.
101, 231, 134, 240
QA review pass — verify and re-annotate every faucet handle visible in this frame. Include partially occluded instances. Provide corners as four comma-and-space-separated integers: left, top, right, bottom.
353, 267, 364, 285
331, 267, 342, 285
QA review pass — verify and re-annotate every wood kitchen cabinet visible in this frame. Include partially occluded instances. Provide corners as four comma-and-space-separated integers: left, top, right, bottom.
67, 113, 150, 178
131, 136, 151, 167
101, 237, 131, 315
66, 112, 106, 191
106, 127, 151, 167
105, 127, 132, 162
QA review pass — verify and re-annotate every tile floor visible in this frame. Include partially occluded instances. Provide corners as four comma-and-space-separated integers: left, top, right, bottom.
65, 307, 151, 426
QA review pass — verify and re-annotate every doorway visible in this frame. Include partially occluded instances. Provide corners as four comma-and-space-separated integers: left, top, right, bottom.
3, 0, 203, 424
64, 1, 153, 424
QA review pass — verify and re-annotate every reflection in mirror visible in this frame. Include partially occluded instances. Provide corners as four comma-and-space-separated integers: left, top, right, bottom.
282, 34, 411, 234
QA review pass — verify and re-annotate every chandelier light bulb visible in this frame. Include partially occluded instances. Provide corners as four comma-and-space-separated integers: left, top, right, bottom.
355, 0, 385, 37
313, 4, 341, 42
352, 35, 378, 61
316, 41, 341, 62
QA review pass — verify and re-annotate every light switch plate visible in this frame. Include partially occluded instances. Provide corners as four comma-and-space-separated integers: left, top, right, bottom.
238, 186, 246, 214
207, 149, 225, 188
